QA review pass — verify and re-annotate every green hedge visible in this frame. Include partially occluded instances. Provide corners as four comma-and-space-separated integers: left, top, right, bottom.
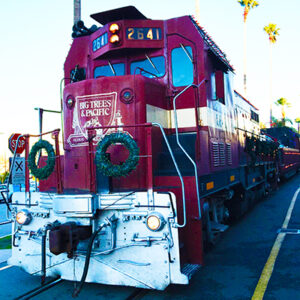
0, 235, 11, 250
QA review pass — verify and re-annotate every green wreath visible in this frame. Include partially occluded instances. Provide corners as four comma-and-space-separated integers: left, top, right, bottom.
95, 132, 140, 177
28, 140, 56, 180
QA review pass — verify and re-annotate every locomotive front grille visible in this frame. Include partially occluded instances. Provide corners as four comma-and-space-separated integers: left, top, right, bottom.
39, 193, 54, 209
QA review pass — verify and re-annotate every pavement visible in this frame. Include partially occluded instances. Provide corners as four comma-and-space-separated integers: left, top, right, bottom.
144, 174, 300, 299
0, 174, 299, 299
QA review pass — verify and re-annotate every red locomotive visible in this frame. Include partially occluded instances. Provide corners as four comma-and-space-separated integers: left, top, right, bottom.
7, 6, 300, 294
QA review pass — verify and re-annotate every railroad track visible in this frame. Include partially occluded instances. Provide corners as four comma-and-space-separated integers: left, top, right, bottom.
125, 289, 149, 300
13, 276, 150, 300
14, 277, 63, 300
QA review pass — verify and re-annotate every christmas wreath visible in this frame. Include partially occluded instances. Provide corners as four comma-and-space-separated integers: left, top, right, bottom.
28, 140, 56, 180
95, 132, 140, 177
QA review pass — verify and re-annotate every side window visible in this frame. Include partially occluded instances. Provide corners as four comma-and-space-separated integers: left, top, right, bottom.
251, 110, 259, 123
171, 46, 193, 87
215, 70, 225, 104
211, 72, 216, 99
211, 70, 225, 104
94, 63, 125, 78
130, 56, 165, 78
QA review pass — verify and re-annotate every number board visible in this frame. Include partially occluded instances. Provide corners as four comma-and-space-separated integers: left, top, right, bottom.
92, 33, 108, 52
126, 27, 162, 40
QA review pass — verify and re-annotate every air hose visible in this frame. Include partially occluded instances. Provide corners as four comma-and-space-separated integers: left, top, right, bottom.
72, 223, 107, 297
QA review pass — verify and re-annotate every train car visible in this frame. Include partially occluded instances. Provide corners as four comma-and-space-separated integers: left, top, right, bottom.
6, 6, 295, 295
262, 127, 300, 179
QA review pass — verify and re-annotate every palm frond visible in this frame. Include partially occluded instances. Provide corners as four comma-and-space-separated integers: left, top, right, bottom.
264, 23, 280, 43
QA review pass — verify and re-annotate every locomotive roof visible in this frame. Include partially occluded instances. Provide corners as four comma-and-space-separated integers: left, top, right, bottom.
91, 6, 147, 25
189, 17, 234, 72
90, 6, 234, 71
234, 90, 259, 111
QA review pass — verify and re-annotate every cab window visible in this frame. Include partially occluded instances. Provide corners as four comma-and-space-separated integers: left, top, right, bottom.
94, 63, 125, 78
70, 67, 86, 83
171, 46, 193, 87
130, 56, 165, 78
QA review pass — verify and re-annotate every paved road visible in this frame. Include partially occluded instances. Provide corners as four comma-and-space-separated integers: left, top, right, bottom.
145, 174, 300, 299
0, 174, 299, 299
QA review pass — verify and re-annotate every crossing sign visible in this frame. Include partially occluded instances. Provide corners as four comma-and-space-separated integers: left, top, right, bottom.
12, 157, 25, 185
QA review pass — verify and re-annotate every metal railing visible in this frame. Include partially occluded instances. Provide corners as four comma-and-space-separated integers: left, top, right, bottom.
172, 79, 206, 220
86, 123, 187, 228
4, 129, 62, 217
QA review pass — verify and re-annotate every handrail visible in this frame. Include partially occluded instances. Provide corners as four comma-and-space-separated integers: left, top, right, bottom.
152, 123, 186, 228
172, 79, 206, 220
87, 122, 187, 228
235, 127, 261, 138
6, 129, 62, 213
27, 128, 61, 138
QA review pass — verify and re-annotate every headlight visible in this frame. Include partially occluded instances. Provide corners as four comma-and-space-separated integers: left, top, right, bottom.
16, 209, 32, 225
146, 212, 165, 232
109, 23, 120, 33
109, 34, 120, 44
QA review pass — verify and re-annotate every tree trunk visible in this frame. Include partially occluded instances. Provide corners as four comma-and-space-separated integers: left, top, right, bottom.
243, 20, 247, 96
269, 41, 273, 127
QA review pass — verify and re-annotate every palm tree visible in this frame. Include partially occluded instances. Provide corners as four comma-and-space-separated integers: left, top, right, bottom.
0, 171, 9, 184
295, 117, 300, 133
271, 116, 292, 128
264, 23, 280, 43
275, 98, 291, 125
264, 23, 280, 127
237, 0, 259, 96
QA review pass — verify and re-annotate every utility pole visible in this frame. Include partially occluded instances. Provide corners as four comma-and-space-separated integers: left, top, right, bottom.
74, 0, 81, 24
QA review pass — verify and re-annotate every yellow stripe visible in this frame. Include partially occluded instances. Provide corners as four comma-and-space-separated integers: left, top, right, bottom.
282, 188, 300, 229
0, 265, 12, 271
252, 187, 300, 300
252, 233, 286, 299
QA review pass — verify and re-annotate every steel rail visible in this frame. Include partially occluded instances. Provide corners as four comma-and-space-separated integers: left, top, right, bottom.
125, 288, 149, 300
14, 277, 62, 300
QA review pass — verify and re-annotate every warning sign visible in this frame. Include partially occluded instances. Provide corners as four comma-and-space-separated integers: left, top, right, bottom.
12, 157, 25, 185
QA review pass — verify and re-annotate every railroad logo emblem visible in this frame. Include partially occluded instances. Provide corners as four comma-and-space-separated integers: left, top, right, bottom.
67, 92, 122, 147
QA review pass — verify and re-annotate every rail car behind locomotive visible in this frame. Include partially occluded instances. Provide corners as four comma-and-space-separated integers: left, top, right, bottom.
7, 6, 300, 293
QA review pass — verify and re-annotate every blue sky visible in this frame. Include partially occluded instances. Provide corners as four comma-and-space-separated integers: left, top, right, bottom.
0, 0, 299, 155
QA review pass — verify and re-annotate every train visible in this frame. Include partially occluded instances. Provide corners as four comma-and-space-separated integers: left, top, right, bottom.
6, 6, 300, 295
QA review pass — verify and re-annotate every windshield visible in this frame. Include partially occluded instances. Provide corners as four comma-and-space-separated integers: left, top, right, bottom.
130, 56, 165, 78
94, 63, 125, 78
